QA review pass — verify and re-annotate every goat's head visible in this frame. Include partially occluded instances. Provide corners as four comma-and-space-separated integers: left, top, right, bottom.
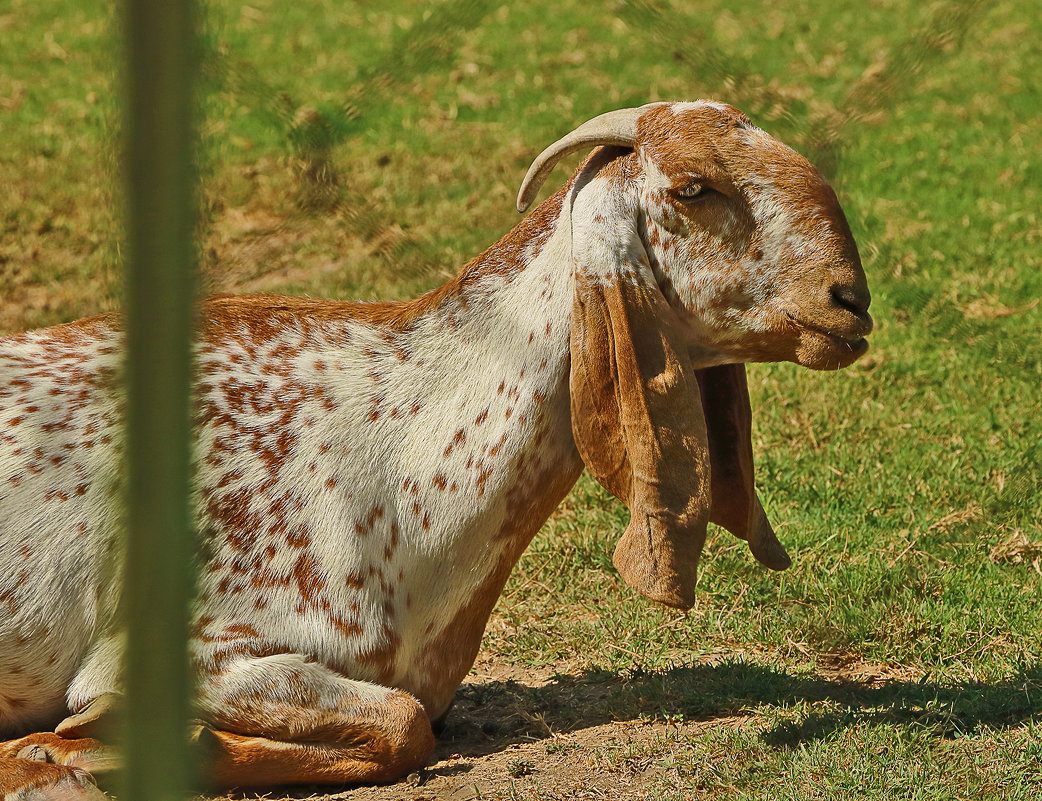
518, 101, 872, 609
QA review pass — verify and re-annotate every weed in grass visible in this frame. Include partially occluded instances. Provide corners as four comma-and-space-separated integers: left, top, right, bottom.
506, 758, 535, 778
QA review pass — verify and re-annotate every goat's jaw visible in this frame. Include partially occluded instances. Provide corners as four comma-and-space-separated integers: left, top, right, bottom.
683, 304, 872, 370
670, 298, 871, 371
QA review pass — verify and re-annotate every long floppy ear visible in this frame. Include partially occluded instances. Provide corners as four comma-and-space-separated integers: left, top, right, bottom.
567, 157, 711, 610
696, 365, 791, 570
571, 270, 711, 610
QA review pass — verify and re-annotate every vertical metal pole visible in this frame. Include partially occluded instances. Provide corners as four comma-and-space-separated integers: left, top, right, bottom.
122, 0, 197, 797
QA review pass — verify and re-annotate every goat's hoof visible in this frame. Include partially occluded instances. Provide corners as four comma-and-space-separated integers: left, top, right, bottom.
55, 693, 121, 740
17, 744, 48, 762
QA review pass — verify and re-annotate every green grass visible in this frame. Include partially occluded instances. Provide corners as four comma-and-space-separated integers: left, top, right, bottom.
2, 0, 1040, 797
603, 720, 1042, 800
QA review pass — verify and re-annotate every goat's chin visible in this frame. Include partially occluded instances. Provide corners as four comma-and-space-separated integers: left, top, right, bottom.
793, 330, 869, 370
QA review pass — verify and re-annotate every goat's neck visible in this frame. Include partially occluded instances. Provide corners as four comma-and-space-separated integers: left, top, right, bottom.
324, 189, 585, 708
385, 185, 583, 564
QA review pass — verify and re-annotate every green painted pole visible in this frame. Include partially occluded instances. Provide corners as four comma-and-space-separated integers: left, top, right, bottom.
122, 0, 197, 797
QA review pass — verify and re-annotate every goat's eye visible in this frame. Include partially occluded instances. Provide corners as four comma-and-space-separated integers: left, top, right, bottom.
674, 182, 708, 201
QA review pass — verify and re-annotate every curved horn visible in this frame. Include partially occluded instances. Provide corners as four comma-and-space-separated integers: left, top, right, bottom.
515, 103, 666, 213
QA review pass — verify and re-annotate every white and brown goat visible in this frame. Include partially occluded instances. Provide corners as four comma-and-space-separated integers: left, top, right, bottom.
0, 101, 872, 795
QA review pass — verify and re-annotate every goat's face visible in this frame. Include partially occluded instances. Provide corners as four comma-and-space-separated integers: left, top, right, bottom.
634, 102, 872, 371
516, 101, 872, 608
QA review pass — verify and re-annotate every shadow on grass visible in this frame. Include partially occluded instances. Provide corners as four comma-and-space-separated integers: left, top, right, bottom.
439, 659, 1042, 756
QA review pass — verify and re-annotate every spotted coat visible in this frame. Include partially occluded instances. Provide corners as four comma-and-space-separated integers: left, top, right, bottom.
0, 100, 872, 790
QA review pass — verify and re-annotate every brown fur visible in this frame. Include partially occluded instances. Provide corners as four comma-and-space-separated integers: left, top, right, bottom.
0, 759, 106, 801
570, 270, 711, 609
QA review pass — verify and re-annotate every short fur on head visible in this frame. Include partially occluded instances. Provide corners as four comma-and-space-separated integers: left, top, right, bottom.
525, 102, 872, 608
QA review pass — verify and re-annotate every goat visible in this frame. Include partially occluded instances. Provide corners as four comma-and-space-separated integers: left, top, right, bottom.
0, 100, 872, 794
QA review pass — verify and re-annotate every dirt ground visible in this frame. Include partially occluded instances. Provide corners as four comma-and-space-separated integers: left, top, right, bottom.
332, 658, 692, 801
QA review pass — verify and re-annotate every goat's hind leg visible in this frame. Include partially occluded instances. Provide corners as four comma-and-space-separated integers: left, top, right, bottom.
0, 759, 108, 801
195, 653, 435, 788
0, 734, 112, 801
0, 693, 120, 799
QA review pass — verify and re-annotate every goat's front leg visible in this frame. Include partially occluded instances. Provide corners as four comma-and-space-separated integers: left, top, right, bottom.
194, 653, 435, 788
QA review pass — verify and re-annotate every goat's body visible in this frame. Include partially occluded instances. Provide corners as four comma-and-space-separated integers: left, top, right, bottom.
184, 193, 583, 722
0, 101, 873, 792
0, 190, 581, 743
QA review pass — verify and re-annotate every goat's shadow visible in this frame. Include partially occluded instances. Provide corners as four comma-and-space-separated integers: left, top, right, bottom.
433, 659, 1042, 762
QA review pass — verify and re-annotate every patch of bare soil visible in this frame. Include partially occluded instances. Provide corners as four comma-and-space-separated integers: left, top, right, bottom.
0, 262, 118, 336
202, 206, 362, 296
807, 649, 926, 687
341, 721, 700, 801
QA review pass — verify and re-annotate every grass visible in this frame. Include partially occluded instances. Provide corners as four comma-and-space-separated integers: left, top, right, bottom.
2, 0, 1040, 797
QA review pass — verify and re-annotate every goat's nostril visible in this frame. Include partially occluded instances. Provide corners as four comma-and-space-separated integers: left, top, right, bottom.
830, 284, 870, 315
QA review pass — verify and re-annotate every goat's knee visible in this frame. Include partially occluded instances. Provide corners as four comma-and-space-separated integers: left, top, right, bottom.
364, 690, 435, 779
195, 655, 435, 786
200, 691, 434, 787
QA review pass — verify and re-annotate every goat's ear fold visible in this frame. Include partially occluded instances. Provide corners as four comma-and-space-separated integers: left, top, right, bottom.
696, 365, 791, 570
570, 266, 712, 611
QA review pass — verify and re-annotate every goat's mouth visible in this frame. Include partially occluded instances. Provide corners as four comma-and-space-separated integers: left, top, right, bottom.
784, 311, 870, 357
